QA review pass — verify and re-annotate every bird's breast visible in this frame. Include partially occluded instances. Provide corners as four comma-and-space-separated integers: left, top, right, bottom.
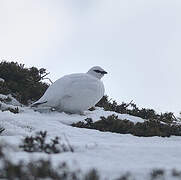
60, 80, 104, 113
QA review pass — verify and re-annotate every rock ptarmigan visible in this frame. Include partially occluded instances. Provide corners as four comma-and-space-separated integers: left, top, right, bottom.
31, 66, 107, 114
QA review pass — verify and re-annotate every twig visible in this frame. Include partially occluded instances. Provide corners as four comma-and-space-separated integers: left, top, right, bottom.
41, 72, 50, 79
125, 100, 134, 108
0, 127, 5, 134
172, 114, 178, 121
108, 98, 113, 103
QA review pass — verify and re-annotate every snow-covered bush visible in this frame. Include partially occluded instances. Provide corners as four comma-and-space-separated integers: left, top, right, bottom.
1, 142, 181, 180
72, 114, 181, 137
0, 94, 20, 113
0, 143, 100, 180
96, 95, 177, 124
20, 131, 74, 154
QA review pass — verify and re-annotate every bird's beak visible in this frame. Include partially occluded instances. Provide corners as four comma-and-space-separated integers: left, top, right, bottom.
102, 71, 108, 74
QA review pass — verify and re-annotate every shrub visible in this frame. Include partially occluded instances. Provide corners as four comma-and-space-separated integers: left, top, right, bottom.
0, 159, 80, 180
116, 173, 131, 180
0, 106, 19, 114
0, 96, 11, 103
84, 169, 100, 180
19, 131, 74, 154
96, 96, 177, 124
0, 61, 49, 104
172, 169, 181, 177
0, 143, 98, 180
150, 169, 165, 180
1, 143, 181, 180
72, 115, 181, 137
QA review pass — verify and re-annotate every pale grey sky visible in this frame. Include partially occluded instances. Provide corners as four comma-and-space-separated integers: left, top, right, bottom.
1, 0, 181, 115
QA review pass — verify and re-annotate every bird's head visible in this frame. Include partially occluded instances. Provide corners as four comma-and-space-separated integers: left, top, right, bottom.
87, 66, 107, 79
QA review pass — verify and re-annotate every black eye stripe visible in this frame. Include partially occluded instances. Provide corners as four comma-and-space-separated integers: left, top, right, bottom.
94, 70, 102, 73
93, 70, 107, 74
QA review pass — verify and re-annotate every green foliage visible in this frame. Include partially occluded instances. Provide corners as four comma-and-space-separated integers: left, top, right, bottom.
0, 143, 98, 180
116, 173, 131, 180
150, 169, 165, 180
0, 159, 80, 180
0, 61, 49, 104
1, 106, 19, 114
84, 169, 100, 180
96, 96, 177, 124
172, 169, 181, 177
72, 115, 181, 137
19, 131, 74, 154
0, 96, 11, 103
131, 120, 181, 137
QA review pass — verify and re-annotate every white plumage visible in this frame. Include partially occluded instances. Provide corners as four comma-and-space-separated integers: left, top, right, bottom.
32, 66, 107, 114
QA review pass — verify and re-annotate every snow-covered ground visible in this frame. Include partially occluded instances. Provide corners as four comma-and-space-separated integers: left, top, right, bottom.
0, 95, 181, 179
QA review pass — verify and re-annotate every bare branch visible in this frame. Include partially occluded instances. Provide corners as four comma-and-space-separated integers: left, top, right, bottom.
41, 72, 50, 79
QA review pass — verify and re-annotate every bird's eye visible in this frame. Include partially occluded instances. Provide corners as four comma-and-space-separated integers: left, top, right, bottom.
94, 70, 102, 73
94, 70, 107, 74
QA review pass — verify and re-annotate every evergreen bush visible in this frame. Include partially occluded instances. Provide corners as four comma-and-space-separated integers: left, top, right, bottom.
72, 115, 181, 137
96, 96, 177, 124
0, 61, 49, 104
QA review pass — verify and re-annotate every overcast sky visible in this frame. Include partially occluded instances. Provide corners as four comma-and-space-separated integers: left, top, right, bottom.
1, 0, 181, 115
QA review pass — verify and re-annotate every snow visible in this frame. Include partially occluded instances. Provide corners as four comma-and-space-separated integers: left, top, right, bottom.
0, 106, 144, 137
0, 96, 181, 179
0, 94, 7, 99
0, 94, 21, 113
0, 78, 4, 83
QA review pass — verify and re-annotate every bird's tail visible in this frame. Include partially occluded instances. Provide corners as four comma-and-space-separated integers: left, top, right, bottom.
31, 101, 48, 107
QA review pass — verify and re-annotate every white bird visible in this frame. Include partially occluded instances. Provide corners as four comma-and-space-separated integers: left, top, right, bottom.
31, 66, 107, 114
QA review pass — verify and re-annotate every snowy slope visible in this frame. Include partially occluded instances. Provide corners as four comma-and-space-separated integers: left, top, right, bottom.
0, 96, 181, 180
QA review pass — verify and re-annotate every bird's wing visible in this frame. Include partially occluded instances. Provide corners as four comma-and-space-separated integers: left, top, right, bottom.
31, 101, 48, 107
33, 73, 93, 107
